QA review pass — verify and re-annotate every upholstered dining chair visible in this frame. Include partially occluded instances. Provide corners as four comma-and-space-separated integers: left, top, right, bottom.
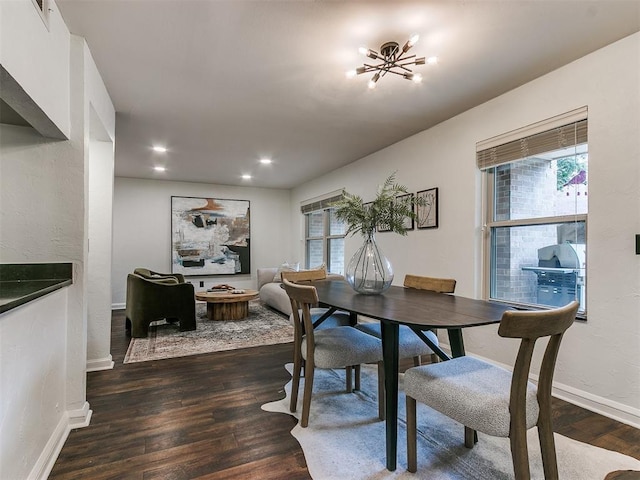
356, 274, 457, 366
405, 300, 579, 479
282, 278, 384, 427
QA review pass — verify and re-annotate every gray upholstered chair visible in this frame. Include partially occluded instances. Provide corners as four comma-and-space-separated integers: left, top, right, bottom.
356, 274, 457, 365
405, 300, 579, 479
282, 278, 384, 427
125, 272, 196, 338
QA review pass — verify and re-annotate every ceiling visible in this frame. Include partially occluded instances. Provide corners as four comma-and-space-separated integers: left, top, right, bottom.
56, 0, 640, 189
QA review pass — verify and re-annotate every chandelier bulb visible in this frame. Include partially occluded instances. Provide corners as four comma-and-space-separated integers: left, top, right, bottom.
346, 70, 357, 79
427, 56, 439, 65
358, 46, 368, 56
408, 34, 420, 47
412, 73, 423, 84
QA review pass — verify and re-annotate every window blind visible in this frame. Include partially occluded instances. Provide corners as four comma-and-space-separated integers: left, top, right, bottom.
300, 192, 344, 214
476, 108, 588, 170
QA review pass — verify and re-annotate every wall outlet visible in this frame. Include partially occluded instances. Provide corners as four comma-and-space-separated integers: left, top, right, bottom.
199, 281, 204, 287
636, 234, 640, 255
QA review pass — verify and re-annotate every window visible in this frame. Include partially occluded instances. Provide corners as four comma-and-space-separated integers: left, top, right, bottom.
302, 193, 346, 274
478, 108, 587, 315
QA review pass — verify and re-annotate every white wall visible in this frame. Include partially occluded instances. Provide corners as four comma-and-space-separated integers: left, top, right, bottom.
84, 37, 117, 372
0, 7, 115, 479
0, 0, 71, 136
291, 33, 640, 427
112, 177, 292, 307
0, 290, 69, 480
87, 136, 115, 371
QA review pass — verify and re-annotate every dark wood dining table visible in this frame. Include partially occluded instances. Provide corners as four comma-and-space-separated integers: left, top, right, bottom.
313, 280, 514, 471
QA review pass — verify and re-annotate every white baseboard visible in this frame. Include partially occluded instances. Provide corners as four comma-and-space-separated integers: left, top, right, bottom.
28, 402, 93, 480
87, 355, 115, 372
112, 302, 125, 310
551, 383, 640, 429
68, 401, 93, 429
441, 342, 640, 429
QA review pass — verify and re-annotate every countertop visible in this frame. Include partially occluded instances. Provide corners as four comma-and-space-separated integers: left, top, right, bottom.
0, 263, 73, 315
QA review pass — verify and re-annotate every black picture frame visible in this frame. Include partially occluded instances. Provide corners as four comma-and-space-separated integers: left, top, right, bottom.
396, 193, 414, 231
416, 188, 438, 229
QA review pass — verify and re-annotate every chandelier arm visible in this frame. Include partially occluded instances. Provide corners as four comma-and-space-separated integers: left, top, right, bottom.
391, 62, 418, 73
381, 69, 409, 78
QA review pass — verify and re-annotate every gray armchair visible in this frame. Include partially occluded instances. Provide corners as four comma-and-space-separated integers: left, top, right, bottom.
125, 271, 196, 338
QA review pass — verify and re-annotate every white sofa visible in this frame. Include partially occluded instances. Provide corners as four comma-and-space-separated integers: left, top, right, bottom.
256, 267, 344, 315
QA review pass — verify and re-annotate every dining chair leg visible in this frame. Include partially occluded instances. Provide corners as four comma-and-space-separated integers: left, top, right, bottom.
430, 353, 439, 364
464, 426, 477, 448
354, 364, 361, 391
509, 425, 531, 480
290, 352, 302, 413
406, 395, 417, 473
377, 361, 385, 421
537, 408, 559, 479
301, 362, 315, 428
345, 366, 353, 393
412, 355, 421, 367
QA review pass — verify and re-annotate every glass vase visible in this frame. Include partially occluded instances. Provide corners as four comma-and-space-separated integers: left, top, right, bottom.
346, 233, 393, 294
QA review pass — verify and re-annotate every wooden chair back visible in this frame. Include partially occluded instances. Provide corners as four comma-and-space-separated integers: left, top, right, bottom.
404, 274, 456, 293
282, 278, 319, 357
281, 267, 327, 284
499, 300, 579, 479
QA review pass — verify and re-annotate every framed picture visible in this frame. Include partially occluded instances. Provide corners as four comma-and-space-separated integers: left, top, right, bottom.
372, 201, 391, 232
171, 196, 250, 276
396, 193, 414, 230
416, 188, 438, 229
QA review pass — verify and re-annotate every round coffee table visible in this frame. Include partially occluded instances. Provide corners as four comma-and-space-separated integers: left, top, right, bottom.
195, 290, 260, 321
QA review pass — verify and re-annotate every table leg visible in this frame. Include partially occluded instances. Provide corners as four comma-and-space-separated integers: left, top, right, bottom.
447, 328, 466, 358
380, 321, 399, 471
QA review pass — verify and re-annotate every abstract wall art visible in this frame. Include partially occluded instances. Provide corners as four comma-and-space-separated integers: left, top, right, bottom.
171, 196, 250, 276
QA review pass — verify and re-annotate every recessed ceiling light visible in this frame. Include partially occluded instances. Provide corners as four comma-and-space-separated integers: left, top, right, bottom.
259, 158, 272, 164
154, 166, 166, 172
242, 174, 251, 180
153, 146, 167, 153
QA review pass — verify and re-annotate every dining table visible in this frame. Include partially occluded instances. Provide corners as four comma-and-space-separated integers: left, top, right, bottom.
313, 280, 514, 471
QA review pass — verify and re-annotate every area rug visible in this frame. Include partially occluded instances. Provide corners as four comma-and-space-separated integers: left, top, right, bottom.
261, 364, 640, 479
123, 301, 293, 363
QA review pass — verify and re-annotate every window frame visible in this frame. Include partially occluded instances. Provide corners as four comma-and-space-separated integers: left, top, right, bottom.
304, 207, 346, 274
480, 113, 588, 319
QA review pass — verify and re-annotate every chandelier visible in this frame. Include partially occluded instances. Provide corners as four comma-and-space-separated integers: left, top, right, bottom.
347, 35, 437, 89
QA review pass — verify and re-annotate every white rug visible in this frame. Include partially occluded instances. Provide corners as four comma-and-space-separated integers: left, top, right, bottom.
262, 364, 640, 479
124, 301, 293, 363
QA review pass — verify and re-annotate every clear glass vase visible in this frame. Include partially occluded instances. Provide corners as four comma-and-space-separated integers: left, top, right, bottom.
346, 233, 393, 294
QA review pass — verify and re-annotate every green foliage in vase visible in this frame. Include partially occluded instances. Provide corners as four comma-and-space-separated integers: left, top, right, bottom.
332, 172, 423, 238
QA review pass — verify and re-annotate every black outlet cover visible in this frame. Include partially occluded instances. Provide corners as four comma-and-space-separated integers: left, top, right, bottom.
636, 234, 640, 255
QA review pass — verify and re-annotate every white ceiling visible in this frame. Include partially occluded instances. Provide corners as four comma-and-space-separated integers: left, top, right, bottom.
56, 0, 640, 189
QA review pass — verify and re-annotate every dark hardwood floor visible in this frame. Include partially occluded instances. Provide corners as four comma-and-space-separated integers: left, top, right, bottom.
49, 310, 639, 479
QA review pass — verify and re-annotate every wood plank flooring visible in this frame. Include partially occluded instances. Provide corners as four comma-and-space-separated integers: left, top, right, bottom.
49, 310, 639, 479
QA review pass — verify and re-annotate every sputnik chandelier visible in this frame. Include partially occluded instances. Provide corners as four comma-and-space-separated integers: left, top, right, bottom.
346, 34, 437, 89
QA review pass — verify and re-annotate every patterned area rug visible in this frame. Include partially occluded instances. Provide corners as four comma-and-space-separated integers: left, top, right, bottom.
124, 301, 293, 363
262, 364, 640, 479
